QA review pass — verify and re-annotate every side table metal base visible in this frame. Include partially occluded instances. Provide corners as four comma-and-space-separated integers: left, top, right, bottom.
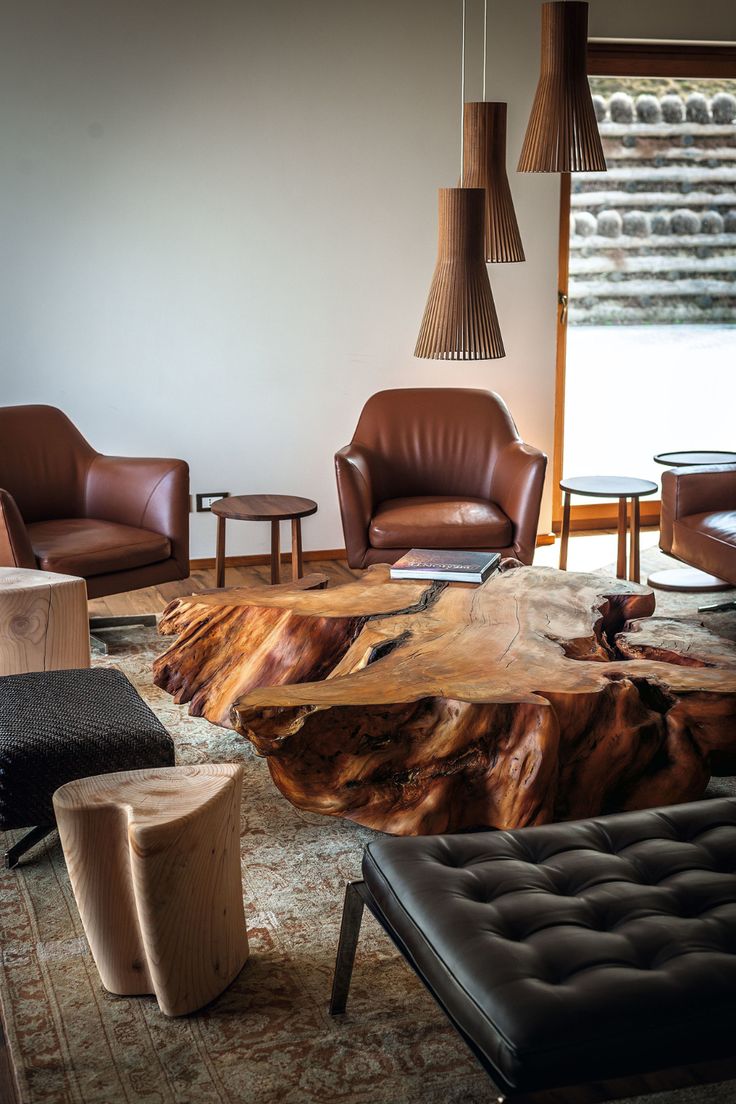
647, 567, 731, 593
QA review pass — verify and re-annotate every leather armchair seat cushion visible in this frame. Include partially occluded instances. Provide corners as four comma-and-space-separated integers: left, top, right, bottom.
362, 798, 736, 1094
28, 518, 171, 577
673, 511, 736, 584
369, 496, 512, 550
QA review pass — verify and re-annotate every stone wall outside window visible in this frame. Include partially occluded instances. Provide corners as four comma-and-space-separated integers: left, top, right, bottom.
569, 83, 736, 325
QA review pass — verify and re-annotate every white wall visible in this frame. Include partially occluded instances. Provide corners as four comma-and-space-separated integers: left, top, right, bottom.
1, 1, 733, 560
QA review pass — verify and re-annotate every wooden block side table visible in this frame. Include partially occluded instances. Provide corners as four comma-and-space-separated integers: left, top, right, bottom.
558, 476, 657, 584
0, 567, 90, 676
212, 494, 318, 588
53, 763, 248, 1017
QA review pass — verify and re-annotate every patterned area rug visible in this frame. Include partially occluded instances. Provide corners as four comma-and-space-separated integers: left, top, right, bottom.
2, 552, 736, 1104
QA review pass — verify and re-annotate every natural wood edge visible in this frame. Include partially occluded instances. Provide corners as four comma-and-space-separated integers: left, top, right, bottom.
153, 564, 736, 834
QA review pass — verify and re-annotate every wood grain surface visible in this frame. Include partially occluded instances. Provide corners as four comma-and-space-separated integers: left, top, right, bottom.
518, 1, 606, 173
0, 567, 89, 675
154, 564, 736, 835
211, 495, 318, 522
462, 101, 525, 263
53, 764, 248, 1016
414, 187, 505, 360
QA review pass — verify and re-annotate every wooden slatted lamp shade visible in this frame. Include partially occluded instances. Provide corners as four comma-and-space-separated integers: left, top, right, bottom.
414, 187, 505, 360
463, 102, 525, 263
517, 1, 605, 173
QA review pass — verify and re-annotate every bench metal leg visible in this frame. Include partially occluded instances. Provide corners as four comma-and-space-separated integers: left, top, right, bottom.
699, 600, 736, 614
329, 880, 368, 1015
5, 825, 56, 869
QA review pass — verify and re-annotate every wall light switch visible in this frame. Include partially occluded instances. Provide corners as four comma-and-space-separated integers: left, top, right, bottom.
196, 492, 230, 512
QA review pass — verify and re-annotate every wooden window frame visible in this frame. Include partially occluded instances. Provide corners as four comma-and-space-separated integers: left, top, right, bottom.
552, 41, 736, 534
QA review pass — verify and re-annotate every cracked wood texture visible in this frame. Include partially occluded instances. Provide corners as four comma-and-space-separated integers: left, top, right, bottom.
153, 564, 736, 835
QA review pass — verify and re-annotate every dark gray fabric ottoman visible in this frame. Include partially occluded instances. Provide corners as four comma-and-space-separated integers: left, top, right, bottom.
331, 798, 736, 1101
0, 667, 175, 866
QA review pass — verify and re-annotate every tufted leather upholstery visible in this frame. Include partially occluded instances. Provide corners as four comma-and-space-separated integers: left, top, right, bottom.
335, 389, 546, 568
0, 405, 189, 598
363, 798, 736, 1094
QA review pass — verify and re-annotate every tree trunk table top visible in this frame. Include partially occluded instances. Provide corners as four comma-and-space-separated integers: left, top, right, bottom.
153, 563, 736, 835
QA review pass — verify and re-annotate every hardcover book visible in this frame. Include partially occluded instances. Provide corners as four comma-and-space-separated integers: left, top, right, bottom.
389, 549, 501, 584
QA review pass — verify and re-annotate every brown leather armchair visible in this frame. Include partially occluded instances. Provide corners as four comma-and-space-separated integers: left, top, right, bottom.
335, 388, 547, 569
660, 464, 736, 585
0, 405, 190, 598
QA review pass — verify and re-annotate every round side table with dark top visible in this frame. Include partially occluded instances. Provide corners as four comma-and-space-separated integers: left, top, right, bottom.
212, 494, 318, 587
654, 450, 736, 468
559, 476, 658, 584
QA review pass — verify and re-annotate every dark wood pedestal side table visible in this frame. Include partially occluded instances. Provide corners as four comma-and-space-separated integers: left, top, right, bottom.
212, 495, 318, 587
559, 476, 657, 584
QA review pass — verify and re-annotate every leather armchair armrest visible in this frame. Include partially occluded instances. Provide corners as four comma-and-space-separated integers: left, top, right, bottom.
492, 442, 548, 565
661, 464, 736, 554
335, 444, 376, 568
85, 455, 190, 575
0, 489, 36, 568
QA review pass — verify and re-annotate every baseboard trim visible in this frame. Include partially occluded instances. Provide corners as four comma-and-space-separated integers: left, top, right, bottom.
189, 549, 346, 570
192, 535, 557, 570
552, 518, 661, 535
552, 501, 661, 534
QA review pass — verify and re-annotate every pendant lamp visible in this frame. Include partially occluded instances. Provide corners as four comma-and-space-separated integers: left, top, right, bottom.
463, 102, 525, 262
414, 187, 504, 360
414, 0, 504, 360
517, 1, 605, 173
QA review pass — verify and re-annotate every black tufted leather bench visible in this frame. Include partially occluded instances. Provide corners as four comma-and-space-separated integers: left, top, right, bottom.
330, 798, 736, 1101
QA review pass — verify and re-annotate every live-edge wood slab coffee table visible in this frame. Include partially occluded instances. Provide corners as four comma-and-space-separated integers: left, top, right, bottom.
153, 563, 736, 835
213, 494, 318, 587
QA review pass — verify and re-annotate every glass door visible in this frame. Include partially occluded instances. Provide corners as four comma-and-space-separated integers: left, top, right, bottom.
557, 69, 736, 516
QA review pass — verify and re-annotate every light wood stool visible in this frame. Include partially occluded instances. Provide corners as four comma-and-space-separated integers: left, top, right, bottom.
0, 567, 89, 675
53, 764, 248, 1017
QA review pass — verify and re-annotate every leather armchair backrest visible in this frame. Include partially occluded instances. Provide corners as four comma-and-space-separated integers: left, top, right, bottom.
351, 389, 519, 501
0, 405, 96, 522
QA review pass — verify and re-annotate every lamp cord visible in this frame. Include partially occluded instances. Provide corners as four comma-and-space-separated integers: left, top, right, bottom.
460, 0, 466, 182
482, 0, 487, 101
